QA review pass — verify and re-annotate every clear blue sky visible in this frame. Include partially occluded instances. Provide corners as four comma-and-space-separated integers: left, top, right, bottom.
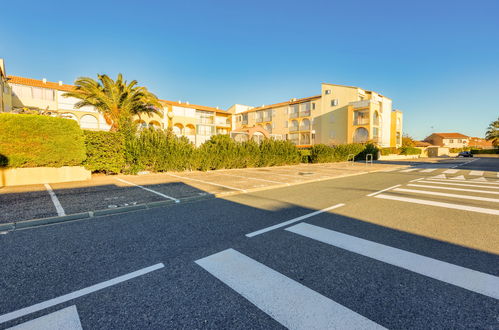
1, 0, 498, 139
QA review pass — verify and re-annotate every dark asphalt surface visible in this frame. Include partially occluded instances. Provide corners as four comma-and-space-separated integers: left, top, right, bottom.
0, 157, 498, 329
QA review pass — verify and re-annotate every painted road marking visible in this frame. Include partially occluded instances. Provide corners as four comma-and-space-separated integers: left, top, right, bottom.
7, 305, 82, 330
366, 184, 401, 197
419, 180, 499, 190
286, 223, 499, 300
44, 184, 66, 216
217, 172, 288, 185
0, 263, 164, 325
408, 184, 499, 195
409, 177, 425, 182
443, 169, 459, 174
246, 203, 345, 238
428, 178, 499, 186
420, 168, 436, 173
470, 177, 487, 182
393, 188, 499, 203
243, 169, 323, 180
374, 193, 499, 215
195, 248, 385, 330
450, 175, 466, 180
115, 178, 180, 203
429, 174, 446, 179
451, 158, 477, 168
469, 170, 484, 176
166, 173, 247, 192
400, 168, 418, 172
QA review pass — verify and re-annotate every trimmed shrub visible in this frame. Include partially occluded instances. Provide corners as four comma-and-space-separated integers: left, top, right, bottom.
0, 113, 86, 168
470, 148, 499, 154
380, 147, 400, 156
399, 146, 422, 155
310, 143, 366, 163
357, 143, 380, 160
84, 130, 125, 174
299, 149, 311, 163
259, 139, 300, 167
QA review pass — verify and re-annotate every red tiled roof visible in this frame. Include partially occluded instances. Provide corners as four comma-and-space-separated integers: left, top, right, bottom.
7, 75, 75, 92
432, 132, 469, 139
469, 137, 494, 147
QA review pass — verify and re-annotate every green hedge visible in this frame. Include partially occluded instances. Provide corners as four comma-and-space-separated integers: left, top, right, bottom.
399, 146, 422, 155
380, 147, 400, 156
310, 143, 373, 163
470, 148, 499, 154
83, 130, 125, 174
0, 113, 86, 168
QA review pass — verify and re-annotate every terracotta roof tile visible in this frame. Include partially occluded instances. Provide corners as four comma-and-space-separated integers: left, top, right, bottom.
240, 95, 321, 114
432, 132, 469, 139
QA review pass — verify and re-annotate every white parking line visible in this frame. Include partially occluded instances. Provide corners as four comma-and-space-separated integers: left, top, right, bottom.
0, 263, 164, 324
374, 193, 499, 215
195, 249, 385, 329
246, 203, 345, 238
409, 177, 425, 182
115, 178, 180, 203
469, 170, 484, 176
44, 184, 66, 216
217, 172, 288, 185
393, 188, 499, 203
286, 223, 499, 300
418, 180, 499, 190
366, 184, 401, 197
166, 173, 246, 192
451, 158, 477, 168
443, 169, 459, 174
419, 169, 436, 173
400, 168, 418, 172
8, 305, 82, 330
428, 178, 499, 186
408, 183, 499, 195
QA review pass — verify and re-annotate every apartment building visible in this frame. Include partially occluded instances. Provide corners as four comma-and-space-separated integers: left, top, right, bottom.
230, 83, 403, 147
424, 133, 469, 148
2, 72, 230, 146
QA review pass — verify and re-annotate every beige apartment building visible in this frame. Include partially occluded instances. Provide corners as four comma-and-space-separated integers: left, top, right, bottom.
230, 83, 403, 147
0, 59, 403, 148
424, 133, 469, 149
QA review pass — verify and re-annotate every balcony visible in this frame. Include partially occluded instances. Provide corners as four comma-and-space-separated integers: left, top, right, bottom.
349, 99, 376, 109
289, 112, 299, 119
289, 126, 299, 132
354, 118, 369, 125
299, 111, 311, 117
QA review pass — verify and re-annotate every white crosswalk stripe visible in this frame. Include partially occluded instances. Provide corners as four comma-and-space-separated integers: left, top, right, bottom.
393, 188, 499, 203
407, 183, 499, 195
442, 169, 459, 174
196, 249, 385, 329
286, 223, 499, 300
400, 168, 418, 172
420, 168, 436, 173
469, 170, 484, 176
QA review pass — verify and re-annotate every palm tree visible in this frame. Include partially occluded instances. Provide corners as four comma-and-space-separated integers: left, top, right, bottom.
485, 117, 499, 146
63, 74, 163, 131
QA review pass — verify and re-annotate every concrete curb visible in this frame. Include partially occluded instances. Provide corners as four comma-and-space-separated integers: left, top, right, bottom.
1, 165, 404, 232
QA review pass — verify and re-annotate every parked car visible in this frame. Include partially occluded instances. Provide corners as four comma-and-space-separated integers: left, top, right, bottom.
458, 151, 473, 157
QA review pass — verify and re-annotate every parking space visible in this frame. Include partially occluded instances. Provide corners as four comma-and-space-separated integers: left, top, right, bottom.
0, 162, 401, 224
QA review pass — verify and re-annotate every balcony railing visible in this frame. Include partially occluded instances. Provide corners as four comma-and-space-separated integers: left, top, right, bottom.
354, 118, 369, 125
299, 111, 311, 117
289, 112, 299, 119
349, 99, 374, 109
242, 119, 248, 125
289, 126, 299, 132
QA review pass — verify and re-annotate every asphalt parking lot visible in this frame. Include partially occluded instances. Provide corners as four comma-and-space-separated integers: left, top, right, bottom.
0, 161, 399, 225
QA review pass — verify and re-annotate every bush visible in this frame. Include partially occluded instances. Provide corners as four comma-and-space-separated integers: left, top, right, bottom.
310, 143, 366, 163
259, 139, 300, 167
299, 149, 311, 163
357, 143, 380, 160
125, 128, 197, 173
399, 146, 422, 155
380, 147, 400, 156
0, 113, 86, 168
470, 148, 499, 154
83, 130, 125, 174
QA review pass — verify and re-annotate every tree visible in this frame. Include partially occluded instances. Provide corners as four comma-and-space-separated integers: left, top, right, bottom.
402, 134, 415, 147
485, 117, 499, 146
63, 74, 162, 132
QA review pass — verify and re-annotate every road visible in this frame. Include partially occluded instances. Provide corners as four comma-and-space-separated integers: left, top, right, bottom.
1, 157, 498, 329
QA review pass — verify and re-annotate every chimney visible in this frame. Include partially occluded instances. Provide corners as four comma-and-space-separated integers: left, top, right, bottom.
42, 78, 47, 84
58, 81, 63, 86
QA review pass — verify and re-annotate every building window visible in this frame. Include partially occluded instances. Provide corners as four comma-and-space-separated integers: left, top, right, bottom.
312, 103, 316, 110
331, 99, 338, 106
448, 139, 454, 143
325, 90, 331, 95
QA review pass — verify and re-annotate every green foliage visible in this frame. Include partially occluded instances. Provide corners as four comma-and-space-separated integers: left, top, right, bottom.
470, 148, 499, 154
357, 143, 380, 160
0, 113, 86, 168
402, 135, 416, 147
299, 149, 311, 163
380, 147, 400, 156
125, 128, 197, 173
485, 117, 499, 146
310, 143, 366, 163
83, 130, 125, 174
399, 146, 422, 155
259, 139, 301, 167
